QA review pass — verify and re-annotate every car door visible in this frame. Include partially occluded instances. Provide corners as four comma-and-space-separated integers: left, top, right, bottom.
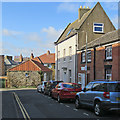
80, 82, 93, 105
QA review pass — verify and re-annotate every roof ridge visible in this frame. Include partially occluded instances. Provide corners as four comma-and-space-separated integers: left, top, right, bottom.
8, 60, 29, 71
30, 59, 41, 71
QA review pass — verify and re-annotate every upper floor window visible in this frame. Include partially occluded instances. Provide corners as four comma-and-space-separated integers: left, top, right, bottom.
106, 46, 112, 60
81, 51, 85, 63
66, 28, 73, 37
87, 51, 91, 62
44, 64, 47, 66
48, 63, 52, 68
93, 23, 104, 33
63, 49, 66, 62
69, 46, 72, 61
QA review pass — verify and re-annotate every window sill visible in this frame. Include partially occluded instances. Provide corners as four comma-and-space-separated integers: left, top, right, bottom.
104, 59, 112, 62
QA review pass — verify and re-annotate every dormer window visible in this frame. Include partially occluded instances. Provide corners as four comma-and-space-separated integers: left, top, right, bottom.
66, 28, 73, 36
93, 23, 104, 33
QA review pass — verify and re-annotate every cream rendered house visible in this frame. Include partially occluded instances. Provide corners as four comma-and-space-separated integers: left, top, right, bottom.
55, 34, 77, 83
55, 2, 115, 85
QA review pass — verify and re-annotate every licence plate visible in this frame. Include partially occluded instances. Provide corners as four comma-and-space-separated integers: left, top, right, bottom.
116, 97, 120, 101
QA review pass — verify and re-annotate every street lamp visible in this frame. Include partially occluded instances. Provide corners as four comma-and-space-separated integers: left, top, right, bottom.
85, 32, 88, 85
76, 30, 88, 85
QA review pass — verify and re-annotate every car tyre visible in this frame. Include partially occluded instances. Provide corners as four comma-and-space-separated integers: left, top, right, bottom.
75, 97, 81, 109
48, 91, 51, 96
94, 102, 104, 116
57, 94, 61, 103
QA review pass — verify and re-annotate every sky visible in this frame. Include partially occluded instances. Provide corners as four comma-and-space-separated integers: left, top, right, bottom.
1, 0, 119, 58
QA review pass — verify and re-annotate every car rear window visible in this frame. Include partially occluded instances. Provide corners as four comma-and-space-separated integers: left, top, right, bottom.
107, 83, 120, 92
63, 84, 80, 89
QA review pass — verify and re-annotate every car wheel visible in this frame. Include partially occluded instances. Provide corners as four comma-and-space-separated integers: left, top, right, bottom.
75, 97, 81, 109
48, 91, 51, 96
57, 94, 61, 103
37, 89, 39, 92
94, 102, 104, 116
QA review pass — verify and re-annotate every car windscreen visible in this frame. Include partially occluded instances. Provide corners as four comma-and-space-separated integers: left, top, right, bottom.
107, 83, 120, 92
63, 84, 80, 89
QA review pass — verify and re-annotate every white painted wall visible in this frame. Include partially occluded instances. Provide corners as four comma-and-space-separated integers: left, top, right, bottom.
55, 34, 77, 83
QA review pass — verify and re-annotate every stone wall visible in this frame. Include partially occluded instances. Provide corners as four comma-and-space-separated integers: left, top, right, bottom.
7, 71, 42, 88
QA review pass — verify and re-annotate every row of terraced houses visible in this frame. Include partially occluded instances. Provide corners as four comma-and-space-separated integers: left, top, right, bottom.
54, 2, 120, 88
0, 2, 119, 88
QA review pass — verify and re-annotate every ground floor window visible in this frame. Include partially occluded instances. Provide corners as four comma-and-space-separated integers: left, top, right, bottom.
69, 70, 72, 83
105, 68, 112, 80
58, 70, 60, 81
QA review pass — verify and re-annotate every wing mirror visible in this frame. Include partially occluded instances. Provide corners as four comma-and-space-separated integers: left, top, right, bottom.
82, 88, 86, 92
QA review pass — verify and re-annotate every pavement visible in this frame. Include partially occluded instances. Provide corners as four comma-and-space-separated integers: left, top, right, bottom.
0, 88, 36, 91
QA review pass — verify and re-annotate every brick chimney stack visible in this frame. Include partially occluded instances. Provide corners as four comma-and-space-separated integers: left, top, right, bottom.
20, 54, 23, 62
78, 6, 90, 20
0, 55, 5, 76
47, 50, 50, 55
30, 53, 34, 59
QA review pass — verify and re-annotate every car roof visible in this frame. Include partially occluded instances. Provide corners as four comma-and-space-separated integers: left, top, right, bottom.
90, 80, 120, 84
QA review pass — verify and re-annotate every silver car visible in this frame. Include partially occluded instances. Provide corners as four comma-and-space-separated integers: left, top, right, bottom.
37, 81, 47, 93
75, 80, 120, 116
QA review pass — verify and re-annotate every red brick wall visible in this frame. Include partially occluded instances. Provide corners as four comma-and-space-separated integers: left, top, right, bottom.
77, 43, 120, 83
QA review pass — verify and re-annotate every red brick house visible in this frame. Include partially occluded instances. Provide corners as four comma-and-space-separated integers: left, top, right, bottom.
77, 29, 120, 88
33, 50, 55, 80
7, 59, 52, 88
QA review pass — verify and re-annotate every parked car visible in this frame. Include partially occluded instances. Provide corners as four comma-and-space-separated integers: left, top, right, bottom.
51, 82, 81, 102
44, 80, 63, 96
37, 81, 47, 93
75, 80, 120, 116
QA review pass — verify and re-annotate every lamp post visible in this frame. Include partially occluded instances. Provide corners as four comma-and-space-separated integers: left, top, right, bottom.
85, 32, 88, 85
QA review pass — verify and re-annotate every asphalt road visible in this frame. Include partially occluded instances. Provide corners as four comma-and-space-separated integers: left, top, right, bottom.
2, 90, 120, 120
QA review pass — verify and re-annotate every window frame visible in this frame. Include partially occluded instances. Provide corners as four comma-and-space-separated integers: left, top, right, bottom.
87, 50, 91, 62
105, 68, 112, 80
69, 46, 72, 61
63, 49, 66, 62
69, 70, 72, 83
105, 46, 112, 60
93, 23, 104, 33
81, 51, 85, 63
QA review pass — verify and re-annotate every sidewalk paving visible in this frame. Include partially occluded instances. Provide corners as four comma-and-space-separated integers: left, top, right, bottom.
0, 88, 37, 91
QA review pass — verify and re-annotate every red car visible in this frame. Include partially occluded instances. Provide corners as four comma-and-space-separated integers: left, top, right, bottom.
51, 82, 81, 102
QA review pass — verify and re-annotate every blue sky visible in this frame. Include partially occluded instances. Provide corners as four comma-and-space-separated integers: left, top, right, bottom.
1, 1, 119, 57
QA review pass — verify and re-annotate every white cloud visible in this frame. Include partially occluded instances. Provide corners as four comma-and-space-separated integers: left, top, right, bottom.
24, 32, 41, 43
40, 26, 63, 53
2, 29, 22, 36
42, 26, 63, 42
57, 3, 79, 13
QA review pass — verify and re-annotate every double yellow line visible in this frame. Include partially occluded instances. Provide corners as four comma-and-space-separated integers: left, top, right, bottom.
13, 92, 31, 120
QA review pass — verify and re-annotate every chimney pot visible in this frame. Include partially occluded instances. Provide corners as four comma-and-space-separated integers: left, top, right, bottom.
47, 50, 50, 55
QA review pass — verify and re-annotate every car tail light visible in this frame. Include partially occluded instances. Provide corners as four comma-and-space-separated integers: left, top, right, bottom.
103, 92, 110, 99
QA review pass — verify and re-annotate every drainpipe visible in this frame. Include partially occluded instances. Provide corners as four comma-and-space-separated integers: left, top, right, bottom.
94, 47, 96, 80
75, 32, 78, 83
57, 45, 58, 81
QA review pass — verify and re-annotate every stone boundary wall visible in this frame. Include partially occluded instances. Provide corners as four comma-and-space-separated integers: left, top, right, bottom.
7, 71, 41, 88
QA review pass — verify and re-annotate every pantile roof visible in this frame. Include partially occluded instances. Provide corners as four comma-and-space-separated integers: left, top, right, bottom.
8, 59, 52, 72
33, 51, 55, 64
